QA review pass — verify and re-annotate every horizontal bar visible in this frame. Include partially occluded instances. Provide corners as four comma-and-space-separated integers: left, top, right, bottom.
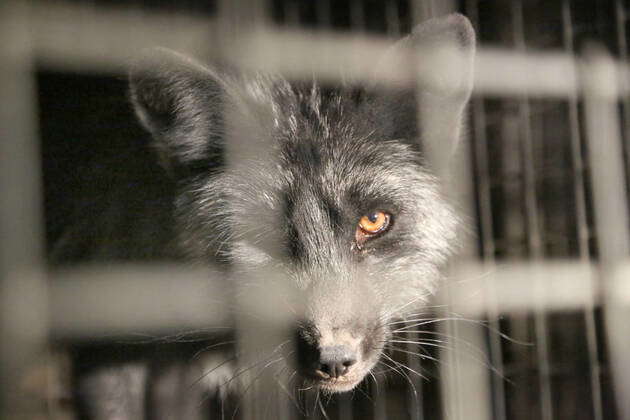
49, 265, 232, 339
30, 2, 221, 73
26, 3, 630, 99
47, 261, 630, 339
442, 261, 602, 315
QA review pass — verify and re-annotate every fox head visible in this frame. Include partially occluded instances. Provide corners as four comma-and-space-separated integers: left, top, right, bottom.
129, 14, 475, 392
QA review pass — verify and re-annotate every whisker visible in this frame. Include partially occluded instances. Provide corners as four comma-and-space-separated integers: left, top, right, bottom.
190, 354, 237, 389
275, 372, 304, 415
381, 351, 427, 380
229, 356, 286, 420
392, 317, 531, 346
191, 340, 236, 360
318, 394, 331, 420
385, 345, 441, 364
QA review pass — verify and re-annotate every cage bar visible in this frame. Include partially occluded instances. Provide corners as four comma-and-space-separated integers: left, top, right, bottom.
410, 3, 463, 419
561, 2, 605, 420
216, 2, 294, 419
466, 1, 508, 418
412, 3, 495, 419
616, 0, 630, 210
385, 0, 402, 38
582, 46, 630, 420
3, 2, 630, 419
0, 2, 49, 419
511, 2, 554, 420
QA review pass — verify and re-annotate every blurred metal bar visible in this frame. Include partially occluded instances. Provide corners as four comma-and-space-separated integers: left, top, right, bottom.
385, 0, 401, 37
435, 284, 462, 420
562, 2, 605, 420
31, 2, 220, 73
22, 2, 605, 98
373, 374, 387, 420
343, 4, 368, 420
437, 123, 494, 419
411, 4, 464, 419
511, 2, 553, 420
13, 2, 630, 419
0, 2, 49, 419
616, 0, 630, 202
233, 29, 588, 98
336, 393, 353, 419
419, 1, 494, 417
46, 261, 616, 339
234, 268, 295, 420
405, 328, 424, 420
217, 2, 290, 418
315, 0, 331, 29
582, 47, 630, 420
282, 0, 300, 28
219, 4, 293, 418
218, 0, 269, 30
350, 0, 366, 32
471, 100, 507, 420
449, 262, 599, 316
474, 48, 580, 97
411, 0, 456, 23
49, 266, 232, 339
467, 1, 508, 418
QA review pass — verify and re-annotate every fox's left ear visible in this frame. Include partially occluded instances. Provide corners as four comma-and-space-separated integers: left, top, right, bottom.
370, 13, 475, 167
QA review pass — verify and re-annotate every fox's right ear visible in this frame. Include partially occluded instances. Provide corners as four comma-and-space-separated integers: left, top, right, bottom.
369, 14, 475, 170
129, 48, 226, 171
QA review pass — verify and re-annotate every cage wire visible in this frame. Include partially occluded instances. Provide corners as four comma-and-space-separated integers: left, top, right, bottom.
1, 0, 630, 419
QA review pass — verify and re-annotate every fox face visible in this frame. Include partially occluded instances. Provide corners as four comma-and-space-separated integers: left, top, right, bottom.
130, 14, 475, 393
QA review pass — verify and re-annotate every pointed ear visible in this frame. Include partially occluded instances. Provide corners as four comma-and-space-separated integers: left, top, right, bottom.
409, 13, 475, 99
129, 48, 226, 171
369, 14, 475, 167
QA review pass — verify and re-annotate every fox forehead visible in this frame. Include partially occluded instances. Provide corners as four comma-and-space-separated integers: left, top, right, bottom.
247, 83, 427, 199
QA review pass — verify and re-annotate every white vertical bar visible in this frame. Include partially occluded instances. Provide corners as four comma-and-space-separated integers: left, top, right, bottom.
216, 2, 293, 419
436, 134, 493, 420
616, 0, 630, 192
411, 2, 493, 418
0, 1, 49, 419
582, 47, 630, 420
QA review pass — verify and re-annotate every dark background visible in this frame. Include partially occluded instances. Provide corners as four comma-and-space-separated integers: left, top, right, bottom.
39, 1, 630, 419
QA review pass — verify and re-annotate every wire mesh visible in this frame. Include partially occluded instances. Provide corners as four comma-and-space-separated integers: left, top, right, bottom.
1, 1, 630, 419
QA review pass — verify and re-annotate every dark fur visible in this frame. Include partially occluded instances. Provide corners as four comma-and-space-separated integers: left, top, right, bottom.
55, 14, 475, 419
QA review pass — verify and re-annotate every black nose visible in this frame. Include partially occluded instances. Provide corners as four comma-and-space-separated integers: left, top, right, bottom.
316, 345, 357, 379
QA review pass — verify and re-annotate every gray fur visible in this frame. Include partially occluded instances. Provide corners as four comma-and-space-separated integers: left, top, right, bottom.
62, 13, 475, 418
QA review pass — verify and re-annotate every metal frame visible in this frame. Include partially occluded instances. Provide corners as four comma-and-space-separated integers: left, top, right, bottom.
1, 1, 629, 419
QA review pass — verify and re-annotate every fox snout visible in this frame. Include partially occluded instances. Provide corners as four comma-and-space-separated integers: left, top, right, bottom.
297, 337, 358, 378
294, 320, 384, 392
315, 345, 358, 379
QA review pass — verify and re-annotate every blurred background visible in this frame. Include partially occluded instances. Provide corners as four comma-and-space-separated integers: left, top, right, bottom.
2, 0, 630, 419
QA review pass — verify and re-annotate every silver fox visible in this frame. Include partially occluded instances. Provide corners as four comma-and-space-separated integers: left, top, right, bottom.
55, 13, 475, 419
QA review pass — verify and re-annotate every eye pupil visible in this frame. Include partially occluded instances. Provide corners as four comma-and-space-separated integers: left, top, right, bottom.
357, 211, 391, 239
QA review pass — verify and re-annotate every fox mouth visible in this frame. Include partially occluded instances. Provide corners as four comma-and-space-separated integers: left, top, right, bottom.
303, 373, 365, 393
297, 357, 376, 393
293, 324, 386, 394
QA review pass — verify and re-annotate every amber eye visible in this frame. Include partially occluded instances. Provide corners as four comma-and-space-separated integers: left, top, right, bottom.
358, 211, 390, 235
